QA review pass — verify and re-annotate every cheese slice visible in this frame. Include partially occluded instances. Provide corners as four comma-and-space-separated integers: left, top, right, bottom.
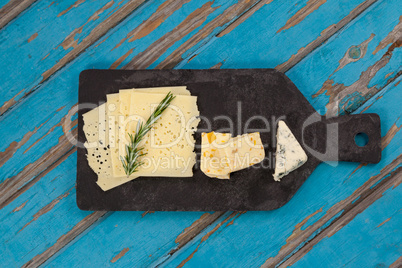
224, 132, 265, 172
273, 121, 308, 181
110, 92, 200, 178
201, 132, 232, 179
117, 86, 193, 168
119, 87, 191, 117
200, 132, 265, 179
121, 86, 191, 96
85, 88, 195, 191
83, 104, 112, 179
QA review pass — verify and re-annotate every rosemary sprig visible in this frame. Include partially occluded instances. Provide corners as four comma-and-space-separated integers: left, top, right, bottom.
120, 91, 176, 176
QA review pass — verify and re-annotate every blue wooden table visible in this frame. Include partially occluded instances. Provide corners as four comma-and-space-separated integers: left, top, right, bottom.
1, 0, 401, 267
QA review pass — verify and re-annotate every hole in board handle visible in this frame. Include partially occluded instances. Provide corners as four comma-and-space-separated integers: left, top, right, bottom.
354, 132, 369, 147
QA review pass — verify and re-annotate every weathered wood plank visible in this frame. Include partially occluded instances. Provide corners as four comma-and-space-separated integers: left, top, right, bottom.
0, 153, 92, 267
178, 0, 378, 73
0, 0, 147, 116
0, 0, 397, 266
156, 0, 398, 264
279, 80, 402, 268
0, 142, 75, 210
284, 2, 401, 116
0, 150, 218, 267
0, 0, 37, 29
44, 211, 227, 267
159, 75, 402, 268
275, 0, 378, 72
23, 210, 108, 268
0, 0, 265, 208
0, 0, 270, 265
178, 0, 376, 69
4, 0, 376, 201
282, 161, 402, 267
126, 0, 262, 69
180, 0, 401, 115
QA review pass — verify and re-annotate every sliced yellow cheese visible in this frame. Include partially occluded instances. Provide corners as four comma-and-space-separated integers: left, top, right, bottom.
121, 86, 190, 96
83, 103, 112, 180
224, 132, 265, 172
86, 89, 195, 191
119, 87, 191, 117
201, 132, 231, 179
96, 93, 139, 190
110, 92, 200, 178
200, 132, 265, 179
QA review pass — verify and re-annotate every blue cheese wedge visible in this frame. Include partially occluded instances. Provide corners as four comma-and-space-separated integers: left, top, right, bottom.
273, 121, 308, 181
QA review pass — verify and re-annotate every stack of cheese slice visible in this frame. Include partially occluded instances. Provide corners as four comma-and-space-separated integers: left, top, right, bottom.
83, 86, 200, 191
273, 120, 308, 181
201, 132, 265, 179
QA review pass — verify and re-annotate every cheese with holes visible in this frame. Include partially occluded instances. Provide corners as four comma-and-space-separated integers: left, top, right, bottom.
273, 121, 308, 181
119, 87, 190, 117
110, 92, 200, 178
84, 87, 198, 191
201, 132, 265, 179
83, 103, 112, 179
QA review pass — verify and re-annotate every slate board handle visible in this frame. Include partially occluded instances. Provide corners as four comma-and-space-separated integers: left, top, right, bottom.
303, 113, 382, 163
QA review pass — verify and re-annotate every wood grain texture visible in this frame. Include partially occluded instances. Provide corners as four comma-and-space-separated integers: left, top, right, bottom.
0, 0, 147, 116
0, 115, 76, 209
157, 0, 402, 265
279, 157, 402, 267
0, 1, 267, 264
112, 0, 192, 51
283, 81, 402, 268
160, 75, 402, 268
0, 0, 400, 266
276, 0, 378, 72
22, 211, 108, 268
40, 0, 147, 81
171, 212, 225, 254
276, 0, 327, 33
0, 0, 37, 29
0, 153, 92, 267
0, 146, 76, 210
46, 210, 212, 267
153, 0, 264, 69
178, 0, 373, 70
284, 0, 402, 115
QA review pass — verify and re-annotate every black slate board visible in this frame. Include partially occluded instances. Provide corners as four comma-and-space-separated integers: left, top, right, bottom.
77, 69, 381, 211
